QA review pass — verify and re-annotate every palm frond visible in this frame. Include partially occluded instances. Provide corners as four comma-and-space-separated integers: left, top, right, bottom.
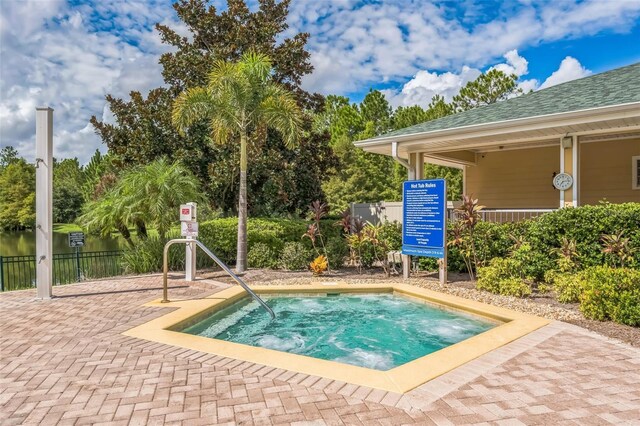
239, 51, 273, 87
209, 115, 234, 145
172, 87, 215, 134
258, 85, 302, 148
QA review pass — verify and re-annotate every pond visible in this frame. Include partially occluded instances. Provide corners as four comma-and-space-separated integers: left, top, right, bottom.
0, 229, 123, 257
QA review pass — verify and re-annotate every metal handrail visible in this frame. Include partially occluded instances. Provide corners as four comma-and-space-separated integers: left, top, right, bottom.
161, 238, 275, 319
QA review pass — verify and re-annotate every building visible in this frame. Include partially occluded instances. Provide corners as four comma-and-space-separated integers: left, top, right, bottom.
355, 62, 640, 215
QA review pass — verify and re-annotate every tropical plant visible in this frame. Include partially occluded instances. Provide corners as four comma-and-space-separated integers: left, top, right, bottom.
447, 220, 474, 277
81, 150, 114, 202
451, 195, 485, 280
551, 237, 579, 272
601, 232, 635, 268
302, 200, 331, 269
173, 51, 303, 272
116, 159, 203, 239
79, 159, 201, 244
79, 190, 134, 247
361, 222, 391, 276
309, 255, 328, 276
336, 208, 352, 234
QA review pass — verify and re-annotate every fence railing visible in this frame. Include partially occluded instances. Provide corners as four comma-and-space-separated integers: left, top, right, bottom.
351, 202, 556, 225
0, 250, 124, 292
450, 209, 556, 223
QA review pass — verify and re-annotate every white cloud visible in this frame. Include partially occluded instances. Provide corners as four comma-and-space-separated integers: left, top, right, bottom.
382, 52, 592, 108
0, 0, 177, 164
383, 66, 481, 108
0, 0, 633, 163
291, 0, 640, 95
539, 56, 592, 89
490, 50, 529, 77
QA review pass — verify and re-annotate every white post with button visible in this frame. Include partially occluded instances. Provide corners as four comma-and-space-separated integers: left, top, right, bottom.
180, 203, 198, 281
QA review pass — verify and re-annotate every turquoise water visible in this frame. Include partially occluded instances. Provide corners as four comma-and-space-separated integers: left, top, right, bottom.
182, 293, 498, 371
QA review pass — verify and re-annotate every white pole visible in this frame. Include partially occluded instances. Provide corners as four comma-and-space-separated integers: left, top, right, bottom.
35, 107, 53, 299
185, 202, 197, 281
185, 238, 196, 281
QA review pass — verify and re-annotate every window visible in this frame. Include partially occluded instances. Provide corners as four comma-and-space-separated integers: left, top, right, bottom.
634, 156, 640, 190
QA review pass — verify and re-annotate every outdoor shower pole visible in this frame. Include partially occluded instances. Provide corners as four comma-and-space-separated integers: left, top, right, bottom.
35, 107, 54, 299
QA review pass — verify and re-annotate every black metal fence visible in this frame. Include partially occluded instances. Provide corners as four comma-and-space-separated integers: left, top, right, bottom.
0, 250, 123, 292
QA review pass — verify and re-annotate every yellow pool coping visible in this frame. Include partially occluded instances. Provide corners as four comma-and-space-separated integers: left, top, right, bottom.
123, 283, 550, 394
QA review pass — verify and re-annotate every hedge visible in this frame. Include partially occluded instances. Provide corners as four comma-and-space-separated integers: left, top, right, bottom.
122, 217, 345, 273
526, 203, 640, 270
121, 203, 639, 276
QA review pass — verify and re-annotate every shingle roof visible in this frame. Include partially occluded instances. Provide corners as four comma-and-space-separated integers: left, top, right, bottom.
364, 62, 640, 142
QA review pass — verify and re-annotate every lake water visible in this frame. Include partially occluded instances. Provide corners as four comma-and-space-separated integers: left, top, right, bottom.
0, 230, 123, 257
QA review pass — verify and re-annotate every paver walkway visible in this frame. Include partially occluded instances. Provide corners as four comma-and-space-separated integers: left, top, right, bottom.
1, 276, 639, 425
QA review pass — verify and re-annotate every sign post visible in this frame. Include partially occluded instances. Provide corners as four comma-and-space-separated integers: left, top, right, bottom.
180, 203, 198, 281
402, 179, 447, 284
68, 232, 85, 282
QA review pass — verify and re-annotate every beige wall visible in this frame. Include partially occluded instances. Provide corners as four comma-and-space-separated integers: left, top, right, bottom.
465, 146, 559, 208
580, 138, 640, 205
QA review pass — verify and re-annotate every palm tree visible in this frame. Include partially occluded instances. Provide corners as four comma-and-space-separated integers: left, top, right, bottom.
79, 159, 202, 244
79, 191, 134, 247
172, 52, 302, 273
117, 159, 203, 239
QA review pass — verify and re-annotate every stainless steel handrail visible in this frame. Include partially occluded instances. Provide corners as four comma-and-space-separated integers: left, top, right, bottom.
161, 238, 275, 319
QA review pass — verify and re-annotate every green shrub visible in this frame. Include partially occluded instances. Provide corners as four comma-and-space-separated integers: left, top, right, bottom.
476, 257, 513, 293
378, 222, 402, 251
325, 238, 349, 269
551, 273, 582, 303
477, 257, 514, 293
448, 203, 640, 276
197, 217, 328, 264
579, 266, 640, 326
510, 243, 554, 282
121, 235, 185, 274
527, 203, 640, 270
498, 277, 532, 297
476, 257, 532, 297
417, 257, 438, 271
247, 242, 279, 269
279, 242, 311, 271
358, 241, 376, 268
447, 221, 523, 273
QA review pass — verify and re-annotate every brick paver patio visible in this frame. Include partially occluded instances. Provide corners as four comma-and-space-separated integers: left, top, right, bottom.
1, 276, 639, 425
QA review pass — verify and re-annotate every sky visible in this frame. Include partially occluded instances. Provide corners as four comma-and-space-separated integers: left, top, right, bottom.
1, 0, 640, 164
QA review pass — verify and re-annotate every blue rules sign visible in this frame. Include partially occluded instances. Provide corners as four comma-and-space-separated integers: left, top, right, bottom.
402, 179, 447, 258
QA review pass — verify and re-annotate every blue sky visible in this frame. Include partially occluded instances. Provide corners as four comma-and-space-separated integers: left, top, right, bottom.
1, 0, 640, 163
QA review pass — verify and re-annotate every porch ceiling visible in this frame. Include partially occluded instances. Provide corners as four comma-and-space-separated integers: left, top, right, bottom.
358, 102, 640, 158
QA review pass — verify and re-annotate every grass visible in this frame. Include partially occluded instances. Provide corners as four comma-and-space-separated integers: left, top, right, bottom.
52, 223, 166, 238
53, 223, 83, 233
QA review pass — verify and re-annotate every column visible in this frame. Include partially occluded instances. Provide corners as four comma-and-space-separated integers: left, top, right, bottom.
561, 136, 579, 207
35, 107, 53, 299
